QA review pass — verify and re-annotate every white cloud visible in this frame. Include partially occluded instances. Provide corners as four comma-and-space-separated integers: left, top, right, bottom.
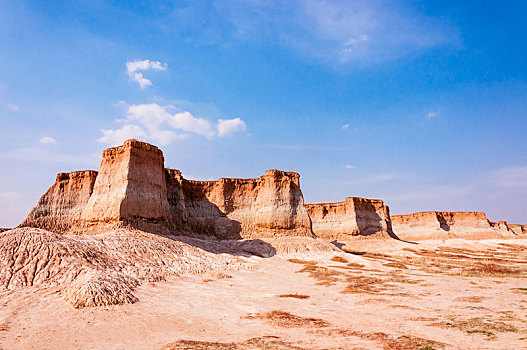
97, 124, 148, 146
39, 136, 56, 145
217, 118, 247, 137
1, 147, 98, 165
6, 103, 19, 111
342, 124, 350, 129
488, 165, 527, 188
344, 164, 354, 169
0, 191, 22, 201
126, 59, 167, 89
98, 103, 247, 146
343, 173, 396, 186
214, 0, 458, 65
425, 111, 439, 120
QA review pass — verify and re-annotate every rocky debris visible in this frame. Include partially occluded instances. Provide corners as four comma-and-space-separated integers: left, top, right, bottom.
305, 197, 393, 239
0, 228, 245, 308
391, 211, 519, 241
262, 237, 341, 259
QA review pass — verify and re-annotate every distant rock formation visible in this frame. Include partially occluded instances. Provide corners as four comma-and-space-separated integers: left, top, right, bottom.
305, 197, 393, 240
391, 211, 521, 240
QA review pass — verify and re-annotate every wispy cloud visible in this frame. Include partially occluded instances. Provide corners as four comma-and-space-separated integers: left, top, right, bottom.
39, 136, 56, 145
344, 164, 354, 169
213, 0, 459, 65
386, 185, 471, 202
425, 111, 439, 120
487, 165, 527, 188
126, 59, 167, 89
98, 103, 247, 146
265, 144, 347, 152
0, 147, 98, 165
6, 103, 19, 111
342, 123, 350, 129
335, 173, 397, 186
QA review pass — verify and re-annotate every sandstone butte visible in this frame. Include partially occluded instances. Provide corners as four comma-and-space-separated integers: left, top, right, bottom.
19, 139, 526, 241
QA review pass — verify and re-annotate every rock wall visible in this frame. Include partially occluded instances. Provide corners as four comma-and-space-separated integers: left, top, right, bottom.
78, 139, 172, 233
19, 139, 526, 241
166, 169, 314, 239
20, 171, 98, 233
391, 211, 518, 240
509, 224, 527, 235
305, 197, 393, 240
20, 140, 312, 238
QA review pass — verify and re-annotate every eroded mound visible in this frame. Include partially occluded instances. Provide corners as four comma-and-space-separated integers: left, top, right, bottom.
0, 228, 245, 308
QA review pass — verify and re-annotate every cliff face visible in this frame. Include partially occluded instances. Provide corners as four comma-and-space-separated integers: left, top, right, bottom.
509, 224, 527, 235
391, 212, 518, 240
78, 140, 172, 232
20, 140, 312, 238
167, 169, 314, 239
305, 197, 393, 239
19, 139, 526, 241
20, 171, 98, 233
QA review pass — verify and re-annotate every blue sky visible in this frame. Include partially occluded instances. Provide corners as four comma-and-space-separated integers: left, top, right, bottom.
1, 0, 526, 227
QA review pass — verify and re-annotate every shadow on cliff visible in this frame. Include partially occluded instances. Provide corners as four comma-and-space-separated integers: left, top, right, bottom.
170, 235, 277, 258
437, 214, 451, 232
164, 195, 277, 258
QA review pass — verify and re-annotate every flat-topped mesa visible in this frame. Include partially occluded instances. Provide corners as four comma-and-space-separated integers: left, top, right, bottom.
20, 140, 314, 238
391, 211, 518, 240
509, 224, 527, 235
20, 170, 98, 233
305, 197, 393, 240
165, 168, 314, 239
77, 139, 172, 233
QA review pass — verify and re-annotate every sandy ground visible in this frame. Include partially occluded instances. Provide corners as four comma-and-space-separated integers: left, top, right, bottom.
1, 238, 526, 350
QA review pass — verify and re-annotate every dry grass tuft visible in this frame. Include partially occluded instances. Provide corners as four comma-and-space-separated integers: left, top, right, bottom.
162, 336, 307, 349
383, 335, 444, 350
278, 294, 310, 299
454, 296, 485, 303
287, 258, 317, 265
248, 310, 330, 328
341, 275, 385, 294
331, 256, 349, 263
463, 263, 523, 277
347, 262, 365, 269
311, 328, 445, 349
433, 316, 518, 338
384, 261, 408, 269
296, 264, 343, 286
498, 243, 525, 252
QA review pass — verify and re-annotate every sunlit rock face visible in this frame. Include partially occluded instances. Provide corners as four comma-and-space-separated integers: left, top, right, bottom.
165, 169, 314, 239
77, 139, 172, 233
391, 211, 519, 240
305, 197, 393, 240
19, 139, 525, 241
20, 140, 312, 238
20, 170, 98, 233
